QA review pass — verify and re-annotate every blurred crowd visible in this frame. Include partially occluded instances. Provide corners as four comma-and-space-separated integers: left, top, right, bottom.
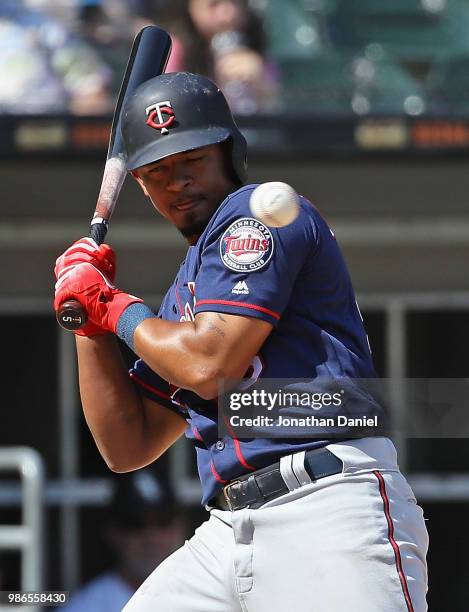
0, 0, 277, 115
63, 469, 187, 612
2, 0, 468, 117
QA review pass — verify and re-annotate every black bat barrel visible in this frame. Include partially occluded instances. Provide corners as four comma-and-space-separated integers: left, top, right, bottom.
109, 26, 172, 160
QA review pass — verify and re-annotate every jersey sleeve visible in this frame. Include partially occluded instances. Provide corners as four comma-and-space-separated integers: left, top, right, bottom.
194, 186, 319, 326
129, 359, 188, 419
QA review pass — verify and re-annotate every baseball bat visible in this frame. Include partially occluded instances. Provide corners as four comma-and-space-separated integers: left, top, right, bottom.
57, 25, 172, 331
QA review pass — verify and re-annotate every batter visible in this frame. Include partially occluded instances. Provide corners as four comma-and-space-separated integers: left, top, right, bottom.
54, 72, 428, 611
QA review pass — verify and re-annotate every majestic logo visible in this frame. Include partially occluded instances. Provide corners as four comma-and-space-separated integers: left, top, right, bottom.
232, 280, 249, 295
145, 100, 175, 134
220, 217, 273, 272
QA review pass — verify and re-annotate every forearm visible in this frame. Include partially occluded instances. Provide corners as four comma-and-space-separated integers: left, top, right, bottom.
133, 317, 223, 397
76, 334, 150, 470
132, 313, 271, 399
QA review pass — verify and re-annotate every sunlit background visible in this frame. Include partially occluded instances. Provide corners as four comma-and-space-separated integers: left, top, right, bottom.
1, 1, 469, 610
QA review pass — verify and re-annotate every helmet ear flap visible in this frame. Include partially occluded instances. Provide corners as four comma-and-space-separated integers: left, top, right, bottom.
221, 138, 245, 188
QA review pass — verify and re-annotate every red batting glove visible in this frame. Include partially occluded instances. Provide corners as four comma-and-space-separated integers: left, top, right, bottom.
54, 263, 143, 335
55, 237, 116, 283
54, 238, 117, 336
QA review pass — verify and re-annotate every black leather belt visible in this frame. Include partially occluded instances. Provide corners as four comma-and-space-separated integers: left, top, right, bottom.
211, 447, 343, 511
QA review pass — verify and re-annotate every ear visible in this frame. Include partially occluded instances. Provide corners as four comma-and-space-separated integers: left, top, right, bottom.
131, 170, 150, 197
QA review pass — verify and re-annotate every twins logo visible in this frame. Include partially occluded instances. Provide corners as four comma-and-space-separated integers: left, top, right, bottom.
145, 100, 175, 134
220, 218, 274, 272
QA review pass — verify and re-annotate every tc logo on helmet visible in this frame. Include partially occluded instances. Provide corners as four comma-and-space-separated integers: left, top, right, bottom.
145, 100, 175, 134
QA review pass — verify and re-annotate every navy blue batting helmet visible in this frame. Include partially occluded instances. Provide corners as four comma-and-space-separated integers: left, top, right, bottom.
122, 72, 247, 184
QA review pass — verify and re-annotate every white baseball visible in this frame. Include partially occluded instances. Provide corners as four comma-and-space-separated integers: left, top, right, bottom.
249, 182, 300, 228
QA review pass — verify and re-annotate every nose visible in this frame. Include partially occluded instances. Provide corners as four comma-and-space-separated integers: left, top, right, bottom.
167, 162, 193, 192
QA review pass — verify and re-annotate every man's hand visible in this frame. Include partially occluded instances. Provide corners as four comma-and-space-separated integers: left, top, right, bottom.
54, 238, 118, 336
55, 237, 116, 283
54, 263, 143, 334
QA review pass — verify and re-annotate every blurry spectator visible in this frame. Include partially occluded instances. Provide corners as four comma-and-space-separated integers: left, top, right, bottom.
76, 0, 135, 97
135, 0, 279, 113
0, 0, 113, 114
63, 469, 186, 612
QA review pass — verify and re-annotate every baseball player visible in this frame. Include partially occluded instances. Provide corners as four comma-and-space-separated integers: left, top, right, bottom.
54, 72, 428, 611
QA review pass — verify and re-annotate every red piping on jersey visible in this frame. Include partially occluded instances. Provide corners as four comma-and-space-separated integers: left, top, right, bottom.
192, 426, 203, 442
196, 299, 280, 320
373, 470, 415, 612
216, 354, 265, 474
130, 372, 185, 409
219, 409, 256, 472
210, 461, 228, 484
233, 437, 256, 471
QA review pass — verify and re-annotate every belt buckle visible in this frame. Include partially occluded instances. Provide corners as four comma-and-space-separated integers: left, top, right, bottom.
223, 480, 241, 511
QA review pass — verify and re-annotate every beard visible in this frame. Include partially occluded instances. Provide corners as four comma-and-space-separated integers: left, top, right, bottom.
171, 183, 235, 242
178, 218, 211, 239
176, 204, 217, 240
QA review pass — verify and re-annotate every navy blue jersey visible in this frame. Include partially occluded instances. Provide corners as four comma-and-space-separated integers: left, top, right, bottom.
130, 184, 381, 505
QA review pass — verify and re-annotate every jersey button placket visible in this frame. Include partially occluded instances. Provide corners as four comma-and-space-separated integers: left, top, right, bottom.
215, 440, 225, 451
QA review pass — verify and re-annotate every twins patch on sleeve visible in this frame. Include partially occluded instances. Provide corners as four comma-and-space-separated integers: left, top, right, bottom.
219, 217, 274, 272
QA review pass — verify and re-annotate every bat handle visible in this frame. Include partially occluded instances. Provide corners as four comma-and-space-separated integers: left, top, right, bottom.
89, 218, 109, 246
56, 300, 88, 330
56, 219, 109, 331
